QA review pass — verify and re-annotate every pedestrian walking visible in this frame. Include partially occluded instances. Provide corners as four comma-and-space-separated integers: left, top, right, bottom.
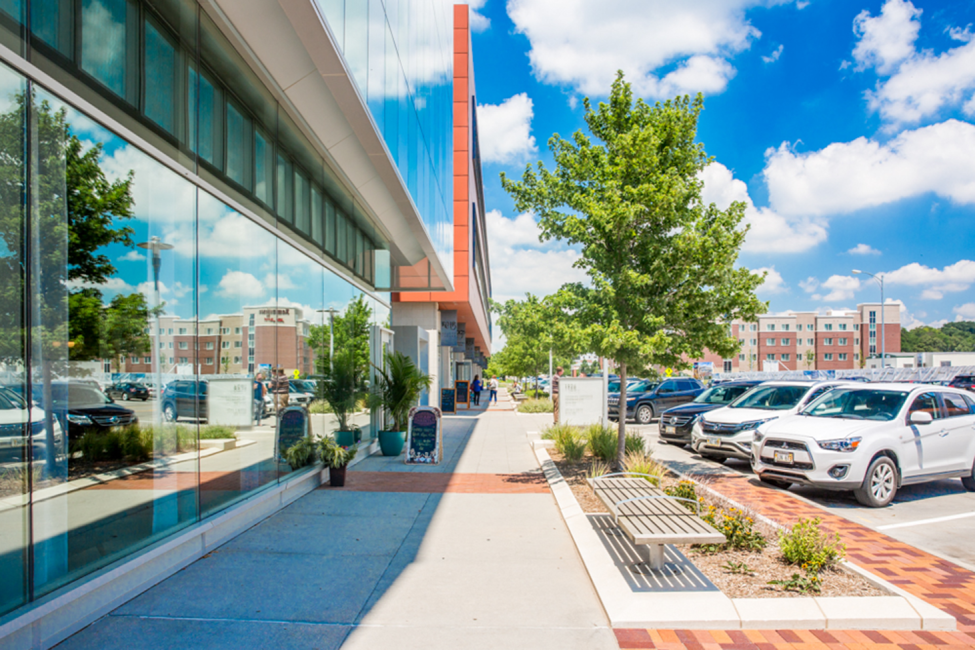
489, 376, 499, 404
552, 366, 564, 424
273, 367, 290, 413
471, 375, 482, 406
253, 373, 266, 425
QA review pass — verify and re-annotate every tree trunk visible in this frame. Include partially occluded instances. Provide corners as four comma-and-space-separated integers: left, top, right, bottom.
616, 362, 627, 470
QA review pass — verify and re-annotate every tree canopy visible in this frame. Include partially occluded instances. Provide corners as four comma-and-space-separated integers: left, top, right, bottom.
501, 73, 765, 465
901, 321, 975, 353
491, 294, 580, 387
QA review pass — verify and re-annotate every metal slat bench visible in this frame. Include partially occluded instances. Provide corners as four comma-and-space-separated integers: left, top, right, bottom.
587, 475, 726, 571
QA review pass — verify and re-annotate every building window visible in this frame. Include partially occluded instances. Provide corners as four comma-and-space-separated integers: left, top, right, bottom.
751, 353, 757, 360
221, 327, 230, 334
750, 324, 757, 331
838, 338, 847, 346
179, 357, 188, 364
739, 338, 744, 345
766, 354, 776, 361
839, 323, 847, 331
824, 323, 833, 331
855, 338, 859, 345
750, 338, 757, 345
824, 353, 833, 361
806, 324, 813, 331
941, 360, 951, 367
235, 327, 242, 334
806, 338, 814, 345
204, 342, 213, 350
203, 357, 213, 365
767, 338, 776, 346
168, 328, 173, 335
839, 353, 848, 361
235, 341, 242, 348
178, 328, 187, 335
854, 323, 860, 330
782, 324, 790, 331
824, 338, 833, 345
782, 354, 791, 361
855, 353, 860, 360
767, 324, 775, 331
130, 356, 139, 363
739, 354, 745, 361
234, 356, 241, 364
222, 341, 230, 349
144, 356, 151, 363
168, 342, 173, 349
781, 338, 790, 346
178, 342, 188, 350
869, 345, 876, 354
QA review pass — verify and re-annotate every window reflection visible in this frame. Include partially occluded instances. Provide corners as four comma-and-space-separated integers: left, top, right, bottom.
80, 0, 131, 99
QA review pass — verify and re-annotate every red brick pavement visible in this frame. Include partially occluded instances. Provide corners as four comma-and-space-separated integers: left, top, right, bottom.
322, 470, 550, 494
614, 473, 975, 649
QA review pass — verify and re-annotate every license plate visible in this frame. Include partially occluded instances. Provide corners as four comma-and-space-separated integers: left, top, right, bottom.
664, 425, 676, 434
707, 437, 721, 447
774, 451, 794, 464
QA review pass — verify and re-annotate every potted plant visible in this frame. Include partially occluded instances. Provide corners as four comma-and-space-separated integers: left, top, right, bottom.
370, 351, 431, 456
319, 347, 364, 447
319, 436, 358, 487
283, 437, 317, 470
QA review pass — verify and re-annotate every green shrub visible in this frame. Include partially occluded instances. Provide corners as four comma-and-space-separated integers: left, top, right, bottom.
698, 506, 767, 553
624, 430, 646, 455
768, 571, 822, 594
586, 459, 610, 479
664, 480, 699, 512
200, 425, 236, 439
547, 424, 585, 461
526, 389, 549, 399
517, 398, 553, 413
119, 426, 153, 462
308, 399, 333, 414
586, 423, 617, 460
284, 437, 317, 469
622, 451, 665, 485
72, 426, 152, 463
778, 517, 845, 573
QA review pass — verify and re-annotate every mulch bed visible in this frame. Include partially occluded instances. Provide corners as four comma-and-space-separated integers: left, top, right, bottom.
549, 449, 887, 599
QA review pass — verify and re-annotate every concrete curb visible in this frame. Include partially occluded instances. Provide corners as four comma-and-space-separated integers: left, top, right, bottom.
532, 442, 955, 631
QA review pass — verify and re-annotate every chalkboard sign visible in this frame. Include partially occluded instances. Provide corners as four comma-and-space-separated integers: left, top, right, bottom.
455, 380, 470, 406
406, 406, 442, 464
441, 388, 456, 414
277, 406, 310, 458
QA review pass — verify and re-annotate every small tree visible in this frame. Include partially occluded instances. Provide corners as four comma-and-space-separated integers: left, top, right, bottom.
502, 74, 765, 467
492, 294, 580, 393
804, 349, 815, 370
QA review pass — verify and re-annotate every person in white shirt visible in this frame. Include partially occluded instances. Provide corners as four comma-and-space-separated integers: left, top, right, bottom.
489, 376, 499, 404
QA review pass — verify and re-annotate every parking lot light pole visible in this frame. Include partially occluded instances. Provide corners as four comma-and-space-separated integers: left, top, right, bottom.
852, 269, 885, 369
317, 308, 338, 372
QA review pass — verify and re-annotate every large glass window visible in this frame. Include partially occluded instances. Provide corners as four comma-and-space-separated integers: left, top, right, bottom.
80, 0, 133, 100
32, 0, 73, 57
254, 126, 272, 206
143, 18, 176, 134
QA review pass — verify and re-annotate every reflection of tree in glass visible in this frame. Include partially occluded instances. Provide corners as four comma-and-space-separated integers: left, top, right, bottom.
309, 294, 372, 387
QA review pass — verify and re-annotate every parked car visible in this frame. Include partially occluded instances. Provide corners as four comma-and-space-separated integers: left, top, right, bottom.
160, 380, 207, 422
31, 382, 138, 440
286, 380, 314, 407
106, 382, 150, 402
0, 386, 66, 462
691, 381, 851, 463
608, 377, 705, 424
948, 375, 975, 392
139, 382, 159, 399
751, 384, 975, 507
658, 380, 764, 446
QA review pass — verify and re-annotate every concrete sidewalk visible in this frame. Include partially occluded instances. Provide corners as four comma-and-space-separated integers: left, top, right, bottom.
57, 410, 617, 649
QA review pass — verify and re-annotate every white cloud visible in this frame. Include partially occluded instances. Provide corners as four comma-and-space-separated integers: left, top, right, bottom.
852, 0, 975, 125
217, 271, 266, 299
848, 243, 881, 255
506, 0, 794, 98
66, 276, 134, 293
136, 280, 191, 312
485, 209, 588, 302
851, 0, 921, 75
477, 93, 538, 165
763, 119, 975, 217
884, 260, 975, 298
753, 266, 786, 294
820, 275, 861, 302
463, 0, 491, 32
762, 44, 784, 64
954, 303, 975, 320
264, 273, 296, 291
799, 277, 819, 293
699, 162, 827, 253
119, 250, 146, 262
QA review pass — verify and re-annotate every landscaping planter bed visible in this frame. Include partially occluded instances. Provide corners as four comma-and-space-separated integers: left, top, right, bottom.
548, 449, 887, 599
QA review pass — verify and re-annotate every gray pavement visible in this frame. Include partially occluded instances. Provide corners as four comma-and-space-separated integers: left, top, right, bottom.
57, 408, 617, 649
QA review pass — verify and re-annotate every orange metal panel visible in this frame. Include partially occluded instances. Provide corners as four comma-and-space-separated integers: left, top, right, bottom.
453, 77, 468, 102
454, 225, 469, 251
453, 251, 469, 278
454, 200, 469, 227
454, 5, 468, 31
454, 51, 468, 77
454, 126, 468, 153
453, 101, 468, 127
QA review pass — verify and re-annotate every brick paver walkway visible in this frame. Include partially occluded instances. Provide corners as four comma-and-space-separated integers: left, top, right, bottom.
614, 472, 975, 649
326, 470, 550, 494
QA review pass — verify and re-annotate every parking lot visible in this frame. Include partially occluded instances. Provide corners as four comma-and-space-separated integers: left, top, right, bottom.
630, 420, 975, 572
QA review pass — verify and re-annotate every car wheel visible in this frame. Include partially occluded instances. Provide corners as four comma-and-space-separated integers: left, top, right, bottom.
701, 453, 726, 464
163, 404, 178, 423
854, 456, 898, 507
759, 476, 792, 490
636, 404, 654, 424
122, 393, 129, 401
961, 460, 975, 492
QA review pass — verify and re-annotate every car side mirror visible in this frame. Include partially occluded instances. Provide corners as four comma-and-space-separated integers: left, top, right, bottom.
909, 411, 933, 425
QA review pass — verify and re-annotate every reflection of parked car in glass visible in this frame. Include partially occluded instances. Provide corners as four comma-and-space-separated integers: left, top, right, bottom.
692, 381, 850, 463
106, 382, 149, 402
160, 380, 207, 422
752, 384, 975, 506
31, 382, 138, 441
0, 386, 65, 462
659, 381, 764, 446
287, 380, 315, 406
948, 375, 975, 392
608, 377, 705, 424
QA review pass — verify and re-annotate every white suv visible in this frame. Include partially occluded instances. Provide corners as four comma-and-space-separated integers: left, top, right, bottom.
691, 381, 851, 463
751, 383, 975, 507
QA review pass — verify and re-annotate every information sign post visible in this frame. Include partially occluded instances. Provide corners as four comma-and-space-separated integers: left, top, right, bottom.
557, 377, 607, 427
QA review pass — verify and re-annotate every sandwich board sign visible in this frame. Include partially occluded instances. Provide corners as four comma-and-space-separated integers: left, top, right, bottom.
440, 387, 456, 414
277, 405, 310, 460
455, 380, 470, 407
406, 406, 442, 464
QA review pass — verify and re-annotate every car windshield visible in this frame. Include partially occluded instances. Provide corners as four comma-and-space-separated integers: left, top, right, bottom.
694, 384, 755, 405
803, 389, 908, 421
0, 387, 22, 410
629, 381, 657, 393
729, 385, 808, 410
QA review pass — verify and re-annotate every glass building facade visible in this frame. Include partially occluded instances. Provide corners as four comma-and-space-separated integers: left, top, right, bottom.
0, 0, 448, 623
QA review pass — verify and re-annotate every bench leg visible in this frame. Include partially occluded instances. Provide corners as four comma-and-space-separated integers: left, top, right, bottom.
638, 544, 666, 570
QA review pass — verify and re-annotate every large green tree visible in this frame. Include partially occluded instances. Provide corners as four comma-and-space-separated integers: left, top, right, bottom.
501, 74, 765, 466
308, 294, 373, 391
492, 294, 580, 392
901, 321, 975, 353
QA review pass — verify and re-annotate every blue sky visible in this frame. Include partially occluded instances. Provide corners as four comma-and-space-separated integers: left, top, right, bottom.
468, 0, 975, 331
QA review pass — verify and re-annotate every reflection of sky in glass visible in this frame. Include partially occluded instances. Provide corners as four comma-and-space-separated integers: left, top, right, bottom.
81, 0, 127, 97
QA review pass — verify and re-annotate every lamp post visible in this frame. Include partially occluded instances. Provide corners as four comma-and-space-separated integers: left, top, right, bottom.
852, 269, 885, 369
138, 237, 174, 417
317, 307, 338, 372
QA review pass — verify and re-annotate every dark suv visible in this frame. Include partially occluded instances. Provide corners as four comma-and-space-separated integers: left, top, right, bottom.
949, 375, 975, 392
30, 382, 138, 440
658, 381, 763, 445
160, 380, 207, 422
608, 377, 705, 424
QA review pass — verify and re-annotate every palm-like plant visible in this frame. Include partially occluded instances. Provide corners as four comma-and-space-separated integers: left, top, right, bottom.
371, 351, 431, 431
319, 347, 363, 432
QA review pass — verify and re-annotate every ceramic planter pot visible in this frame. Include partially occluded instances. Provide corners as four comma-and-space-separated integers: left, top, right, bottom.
334, 430, 356, 447
378, 430, 405, 456
329, 465, 347, 487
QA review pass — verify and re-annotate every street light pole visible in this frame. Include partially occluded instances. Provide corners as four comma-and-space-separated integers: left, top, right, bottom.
317, 308, 338, 372
852, 269, 885, 369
